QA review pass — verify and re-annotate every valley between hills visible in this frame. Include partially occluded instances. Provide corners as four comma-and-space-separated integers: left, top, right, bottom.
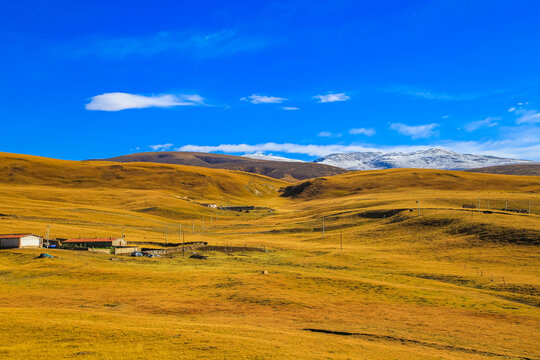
0, 152, 539, 359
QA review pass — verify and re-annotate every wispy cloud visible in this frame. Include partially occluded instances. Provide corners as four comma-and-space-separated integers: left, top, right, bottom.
464, 117, 500, 132
178, 143, 378, 157
66, 30, 272, 59
515, 109, 540, 124
385, 85, 502, 101
317, 131, 342, 138
241, 94, 287, 104
508, 104, 540, 124
149, 143, 173, 151
281, 106, 299, 111
314, 93, 350, 103
349, 128, 375, 136
390, 123, 439, 139
86, 92, 204, 111
437, 127, 540, 160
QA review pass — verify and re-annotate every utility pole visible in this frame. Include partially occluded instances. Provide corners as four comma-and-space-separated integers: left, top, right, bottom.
478, 199, 481, 212
417, 201, 420, 217
46, 225, 50, 249
506, 200, 508, 211
122, 226, 125, 239
179, 224, 184, 257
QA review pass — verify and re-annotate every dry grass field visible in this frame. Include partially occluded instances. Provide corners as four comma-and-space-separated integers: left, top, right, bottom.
0, 152, 539, 359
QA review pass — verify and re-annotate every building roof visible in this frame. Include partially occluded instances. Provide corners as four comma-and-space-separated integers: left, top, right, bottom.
64, 237, 122, 243
0, 234, 35, 239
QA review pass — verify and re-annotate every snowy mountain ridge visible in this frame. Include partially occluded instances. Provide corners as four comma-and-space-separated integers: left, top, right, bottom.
313, 148, 530, 170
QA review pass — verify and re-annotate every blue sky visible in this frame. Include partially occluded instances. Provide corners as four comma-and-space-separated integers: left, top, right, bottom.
1, 0, 540, 161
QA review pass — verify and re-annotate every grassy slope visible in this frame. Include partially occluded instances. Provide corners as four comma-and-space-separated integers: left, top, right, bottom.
0, 153, 539, 359
466, 163, 540, 176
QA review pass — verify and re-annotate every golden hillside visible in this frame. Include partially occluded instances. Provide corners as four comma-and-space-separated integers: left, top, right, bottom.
0, 152, 285, 200
281, 168, 540, 198
0, 153, 539, 359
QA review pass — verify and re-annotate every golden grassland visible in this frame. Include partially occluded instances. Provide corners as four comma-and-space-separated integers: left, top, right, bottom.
0, 152, 539, 359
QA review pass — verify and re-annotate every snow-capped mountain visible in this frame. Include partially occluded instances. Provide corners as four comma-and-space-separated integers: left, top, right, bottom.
313, 148, 530, 170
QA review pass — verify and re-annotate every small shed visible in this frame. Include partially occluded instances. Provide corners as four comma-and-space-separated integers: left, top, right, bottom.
0, 234, 42, 249
63, 237, 127, 248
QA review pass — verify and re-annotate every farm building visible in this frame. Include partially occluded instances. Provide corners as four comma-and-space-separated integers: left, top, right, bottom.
0, 234, 42, 249
63, 237, 127, 248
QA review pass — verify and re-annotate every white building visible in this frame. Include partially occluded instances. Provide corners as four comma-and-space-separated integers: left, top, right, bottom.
0, 234, 42, 249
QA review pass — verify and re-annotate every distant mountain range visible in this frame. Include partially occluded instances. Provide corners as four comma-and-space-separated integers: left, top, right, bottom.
314, 148, 531, 170
96, 151, 347, 181
96, 149, 534, 181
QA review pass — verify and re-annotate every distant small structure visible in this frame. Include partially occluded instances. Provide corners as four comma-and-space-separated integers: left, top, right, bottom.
63, 237, 127, 248
0, 234, 42, 249
201, 203, 218, 209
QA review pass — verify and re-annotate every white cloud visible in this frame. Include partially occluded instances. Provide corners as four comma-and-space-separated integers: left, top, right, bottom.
241, 94, 287, 104
86, 92, 204, 111
438, 127, 540, 160
349, 128, 375, 136
178, 143, 375, 157
515, 109, 540, 124
508, 107, 516, 112
241, 153, 304, 162
390, 123, 439, 139
441, 115, 450, 119
176, 131, 540, 161
318, 131, 333, 137
464, 117, 500, 132
281, 106, 299, 111
314, 93, 350, 103
149, 143, 173, 151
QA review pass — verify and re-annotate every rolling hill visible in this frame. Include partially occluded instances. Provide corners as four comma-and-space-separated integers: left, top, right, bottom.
0, 152, 286, 203
96, 151, 348, 181
280, 168, 540, 199
466, 163, 540, 176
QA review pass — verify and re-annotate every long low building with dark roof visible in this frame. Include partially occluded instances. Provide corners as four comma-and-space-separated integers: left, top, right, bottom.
0, 234, 42, 249
63, 237, 127, 248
